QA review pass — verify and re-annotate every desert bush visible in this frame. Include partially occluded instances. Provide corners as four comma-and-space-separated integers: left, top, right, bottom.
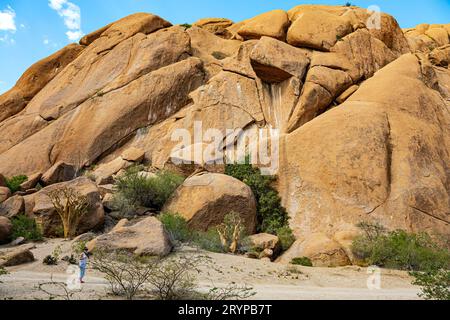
90, 250, 159, 300
192, 229, 225, 253
113, 168, 184, 212
411, 269, 450, 300
291, 257, 313, 267
276, 226, 296, 252
352, 223, 450, 271
159, 212, 191, 243
43, 245, 62, 266
148, 255, 205, 300
216, 212, 246, 254
5, 175, 28, 193
11, 215, 43, 241
0, 266, 8, 283
48, 187, 89, 239
225, 158, 292, 239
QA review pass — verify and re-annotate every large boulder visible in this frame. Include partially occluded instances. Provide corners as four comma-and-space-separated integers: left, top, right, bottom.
193, 18, 234, 38
287, 10, 353, 51
238, 10, 290, 41
30, 177, 105, 237
0, 196, 25, 219
164, 173, 257, 234
278, 234, 351, 267
0, 216, 12, 244
250, 36, 310, 83
87, 217, 173, 257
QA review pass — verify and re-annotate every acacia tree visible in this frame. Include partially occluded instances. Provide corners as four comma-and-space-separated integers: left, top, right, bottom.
48, 187, 89, 239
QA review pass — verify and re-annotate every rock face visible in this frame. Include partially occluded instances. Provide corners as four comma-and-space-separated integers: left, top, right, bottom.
0, 44, 84, 123
0, 216, 12, 244
164, 173, 257, 234
87, 217, 173, 257
28, 177, 104, 237
1, 6, 449, 266
0, 196, 25, 219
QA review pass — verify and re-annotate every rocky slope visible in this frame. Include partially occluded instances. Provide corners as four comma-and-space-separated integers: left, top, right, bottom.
0, 5, 449, 266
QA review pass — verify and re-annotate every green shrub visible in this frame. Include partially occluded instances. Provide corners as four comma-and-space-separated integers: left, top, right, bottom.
180, 23, 192, 29
291, 257, 313, 267
113, 167, 184, 212
352, 223, 450, 271
6, 175, 28, 193
411, 269, 450, 300
276, 226, 296, 251
0, 266, 8, 283
11, 215, 43, 241
192, 228, 225, 253
159, 212, 191, 243
225, 157, 291, 236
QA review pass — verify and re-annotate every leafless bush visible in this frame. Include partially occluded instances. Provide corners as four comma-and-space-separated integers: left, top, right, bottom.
90, 250, 158, 300
36, 275, 81, 300
217, 212, 245, 254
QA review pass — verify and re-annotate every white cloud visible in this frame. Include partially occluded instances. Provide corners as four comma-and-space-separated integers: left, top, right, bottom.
48, 0, 84, 41
0, 6, 16, 32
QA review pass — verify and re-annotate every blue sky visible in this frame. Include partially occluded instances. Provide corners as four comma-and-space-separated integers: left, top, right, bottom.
0, 0, 449, 94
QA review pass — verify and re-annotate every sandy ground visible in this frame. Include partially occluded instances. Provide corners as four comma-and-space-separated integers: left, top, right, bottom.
0, 239, 421, 300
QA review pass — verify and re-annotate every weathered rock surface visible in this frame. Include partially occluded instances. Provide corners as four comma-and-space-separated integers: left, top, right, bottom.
0, 44, 84, 123
0, 196, 25, 219
1, 6, 449, 266
41, 162, 76, 186
29, 177, 104, 237
87, 217, 172, 257
164, 173, 257, 234
279, 53, 450, 259
0, 216, 12, 244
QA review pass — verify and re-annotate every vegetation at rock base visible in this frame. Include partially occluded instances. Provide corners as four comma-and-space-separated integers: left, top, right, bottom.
291, 257, 313, 267
5, 175, 28, 193
352, 222, 450, 271
225, 157, 289, 233
113, 166, 184, 214
48, 187, 89, 239
159, 212, 246, 254
225, 157, 294, 251
410, 269, 450, 300
11, 215, 43, 242
90, 249, 255, 300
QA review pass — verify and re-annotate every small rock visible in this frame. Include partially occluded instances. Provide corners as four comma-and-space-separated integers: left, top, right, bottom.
20, 173, 42, 191
102, 193, 115, 211
121, 147, 146, 163
259, 248, 274, 260
0, 245, 35, 267
10, 237, 26, 246
0, 217, 12, 244
72, 232, 96, 243
41, 161, 77, 186
0, 187, 11, 203
98, 184, 115, 197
